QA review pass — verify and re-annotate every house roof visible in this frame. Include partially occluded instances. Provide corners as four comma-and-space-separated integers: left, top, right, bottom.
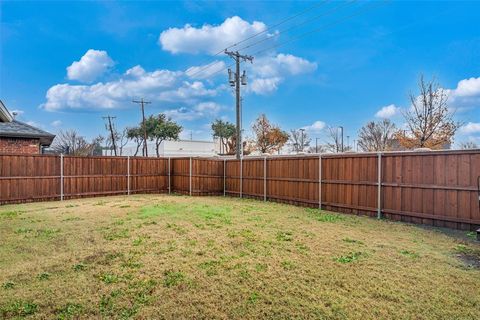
0, 120, 56, 146
0, 100, 13, 122
0, 100, 55, 146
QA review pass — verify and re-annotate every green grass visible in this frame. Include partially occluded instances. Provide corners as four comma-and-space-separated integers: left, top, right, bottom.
0, 194, 479, 319
336, 251, 363, 263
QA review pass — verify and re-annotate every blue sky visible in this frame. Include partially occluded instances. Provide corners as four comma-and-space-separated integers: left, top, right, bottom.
1, 0, 479, 147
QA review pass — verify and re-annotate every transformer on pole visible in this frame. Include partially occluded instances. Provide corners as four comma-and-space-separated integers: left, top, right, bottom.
225, 50, 253, 160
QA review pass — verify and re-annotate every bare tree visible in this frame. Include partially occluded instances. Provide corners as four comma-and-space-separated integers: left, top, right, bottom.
324, 127, 340, 153
459, 141, 478, 150
52, 130, 104, 156
103, 116, 118, 156
396, 75, 461, 149
357, 119, 397, 152
307, 145, 326, 153
118, 128, 129, 156
289, 129, 311, 153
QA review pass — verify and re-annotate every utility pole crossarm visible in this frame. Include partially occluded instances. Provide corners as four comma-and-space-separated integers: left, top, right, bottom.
132, 98, 151, 157
102, 115, 117, 156
224, 50, 254, 160
224, 49, 254, 63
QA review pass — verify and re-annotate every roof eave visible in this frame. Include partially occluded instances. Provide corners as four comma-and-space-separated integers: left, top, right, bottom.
0, 132, 56, 146
0, 100, 13, 122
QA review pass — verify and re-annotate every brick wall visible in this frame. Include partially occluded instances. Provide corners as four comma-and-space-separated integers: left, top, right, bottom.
0, 137, 40, 154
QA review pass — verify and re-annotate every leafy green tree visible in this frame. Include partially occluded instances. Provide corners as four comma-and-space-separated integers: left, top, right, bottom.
126, 126, 144, 156
211, 119, 236, 155
145, 114, 182, 157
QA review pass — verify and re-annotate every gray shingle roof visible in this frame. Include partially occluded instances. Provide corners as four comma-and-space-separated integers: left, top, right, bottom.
0, 120, 55, 146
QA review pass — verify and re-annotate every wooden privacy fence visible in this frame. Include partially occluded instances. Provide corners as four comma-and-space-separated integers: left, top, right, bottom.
1, 150, 479, 230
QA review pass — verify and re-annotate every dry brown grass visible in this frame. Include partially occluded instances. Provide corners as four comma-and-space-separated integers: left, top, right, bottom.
1, 194, 479, 319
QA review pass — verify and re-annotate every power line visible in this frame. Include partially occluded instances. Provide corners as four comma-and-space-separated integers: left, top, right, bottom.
196, 0, 390, 79
235, 0, 358, 53
252, 0, 391, 56
223, 0, 331, 52
132, 98, 151, 157
187, 0, 331, 79
224, 50, 253, 160
202, 62, 234, 79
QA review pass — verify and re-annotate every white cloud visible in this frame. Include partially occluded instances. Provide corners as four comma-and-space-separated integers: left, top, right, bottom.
460, 122, 480, 134
67, 49, 114, 83
302, 120, 326, 133
44, 17, 318, 110
253, 54, 317, 78
195, 102, 221, 113
375, 104, 399, 118
51, 120, 62, 127
448, 76, 480, 110
453, 77, 480, 97
163, 102, 222, 121
159, 81, 217, 103
42, 66, 214, 111
247, 53, 316, 95
250, 77, 282, 95
159, 16, 267, 55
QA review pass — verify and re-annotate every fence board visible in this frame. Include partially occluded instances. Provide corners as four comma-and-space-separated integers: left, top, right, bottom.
1, 150, 479, 230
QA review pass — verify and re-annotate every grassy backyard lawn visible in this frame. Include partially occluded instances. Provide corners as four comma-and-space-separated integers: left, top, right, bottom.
1, 195, 479, 319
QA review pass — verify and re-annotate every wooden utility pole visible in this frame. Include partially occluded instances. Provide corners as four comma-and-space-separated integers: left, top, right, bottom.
225, 50, 253, 159
102, 115, 117, 156
132, 98, 151, 156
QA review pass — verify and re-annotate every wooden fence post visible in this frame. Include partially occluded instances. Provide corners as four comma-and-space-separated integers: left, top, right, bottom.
168, 157, 171, 194
189, 157, 192, 196
223, 158, 226, 197
127, 156, 130, 195
319, 154, 322, 210
264, 156, 267, 201
377, 152, 382, 219
240, 158, 243, 198
60, 154, 64, 201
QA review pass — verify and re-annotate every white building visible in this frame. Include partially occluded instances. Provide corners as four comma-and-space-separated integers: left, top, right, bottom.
105, 139, 221, 157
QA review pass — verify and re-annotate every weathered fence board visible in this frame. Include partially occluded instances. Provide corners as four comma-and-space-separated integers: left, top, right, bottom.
1, 150, 479, 230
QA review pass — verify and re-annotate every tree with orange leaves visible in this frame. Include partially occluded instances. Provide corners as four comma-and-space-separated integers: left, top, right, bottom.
396, 75, 461, 149
251, 114, 289, 154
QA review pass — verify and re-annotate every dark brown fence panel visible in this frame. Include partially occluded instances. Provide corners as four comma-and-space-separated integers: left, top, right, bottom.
192, 158, 223, 195
130, 157, 168, 194
0, 154, 60, 204
382, 152, 480, 230
267, 157, 319, 206
1, 151, 479, 230
225, 159, 241, 197
64, 156, 128, 198
322, 154, 378, 216
242, 158, 265, 199
171, 158, 190, 194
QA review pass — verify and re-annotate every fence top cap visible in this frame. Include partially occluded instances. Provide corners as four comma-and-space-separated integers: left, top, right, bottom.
413, 148, 432, 152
